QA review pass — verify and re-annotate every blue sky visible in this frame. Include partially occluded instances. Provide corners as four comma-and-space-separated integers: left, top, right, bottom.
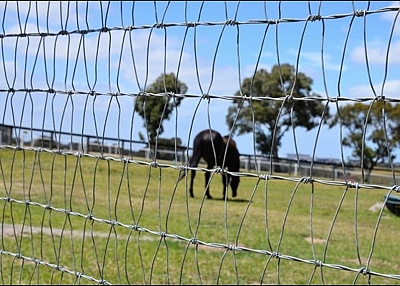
0, 1, 399, 161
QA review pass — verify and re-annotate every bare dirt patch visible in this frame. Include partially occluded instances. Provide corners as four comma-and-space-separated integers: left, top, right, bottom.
305, 236, 326, 244
2, 224, 248, 252
369, 202, 384, 212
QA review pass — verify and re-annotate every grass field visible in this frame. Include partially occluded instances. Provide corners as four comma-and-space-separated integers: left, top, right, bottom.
1, 148, 400, 285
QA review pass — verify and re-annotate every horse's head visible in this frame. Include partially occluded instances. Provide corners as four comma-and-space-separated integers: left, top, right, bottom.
223, 135, 241, 198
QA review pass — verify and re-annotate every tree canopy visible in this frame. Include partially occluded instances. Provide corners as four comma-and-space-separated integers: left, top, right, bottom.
226, 63, 329, 161
328, 101, 400, 182
135, 73, 188, 142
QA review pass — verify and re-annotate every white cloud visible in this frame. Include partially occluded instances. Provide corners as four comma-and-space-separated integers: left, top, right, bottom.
351, 40, 400, 65
3, 1, 398, 157
380, 1, 400, 33
1, 1, 88, 33
117, 28, 244, 97
381, 79, 400, 98
295, 50, 344, 71
348, 79, 400, 98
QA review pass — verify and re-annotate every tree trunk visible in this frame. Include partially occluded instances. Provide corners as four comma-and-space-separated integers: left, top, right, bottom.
364, 168, 373, 184
272, 146, 281, 173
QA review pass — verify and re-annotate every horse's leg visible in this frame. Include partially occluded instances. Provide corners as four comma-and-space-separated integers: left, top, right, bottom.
186, 147, 201, 198
189, 169, 196, 198
222, 173, 228, 199
205, 164, 214, 199
205, 168, 212, 199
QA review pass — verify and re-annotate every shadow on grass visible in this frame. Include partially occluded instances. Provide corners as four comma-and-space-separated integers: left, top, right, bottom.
214, 198, 252, 203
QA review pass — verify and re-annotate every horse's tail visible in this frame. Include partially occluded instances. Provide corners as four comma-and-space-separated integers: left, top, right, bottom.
178, 148, 202, 181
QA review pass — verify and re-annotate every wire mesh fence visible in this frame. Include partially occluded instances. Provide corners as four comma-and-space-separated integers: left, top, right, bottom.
1, 1, 400, 284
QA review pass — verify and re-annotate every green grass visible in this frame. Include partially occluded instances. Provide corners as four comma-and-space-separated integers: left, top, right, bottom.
1, 148, 400, 284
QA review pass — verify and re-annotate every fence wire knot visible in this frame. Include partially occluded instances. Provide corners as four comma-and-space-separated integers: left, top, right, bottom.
99, 279, 110, 285
271, 252, 280, 259
225, 19, 238, 26
242, 94, 252, 101
285, 94, 294, 103
260, 173, 270, 180
354, 9, 366, 17
268, 19, 278, 25
190, 237, 198, 245
314, 260, 323, 267
308, 14, 322, 22
96, 154, 105, 160
376, 95, 385, 102
328, 96, 338, 103
201, 93, 211, 100
138, 91, 147, 97
34, 147, 43, 152
186, 22, 196, 28
150, 161, 159, 168
215, 167, 224, 174
178, 165, 187, 172
301, 177, 312, 184
360, 267, 370, 275
101, 27, 109, 33
58, 30, 68, 35
167, 91, 175, 98
347, 181, 358, 188
131, 225, 139, 231
391, 185, 400, 193
227, 244, 236, 251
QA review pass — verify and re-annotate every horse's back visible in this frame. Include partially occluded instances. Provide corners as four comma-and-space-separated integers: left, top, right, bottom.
191, 129, 224, 167
223, 135, 237, 150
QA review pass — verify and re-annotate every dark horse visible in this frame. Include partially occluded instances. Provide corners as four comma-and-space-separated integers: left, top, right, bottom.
179, 129, 240, 199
